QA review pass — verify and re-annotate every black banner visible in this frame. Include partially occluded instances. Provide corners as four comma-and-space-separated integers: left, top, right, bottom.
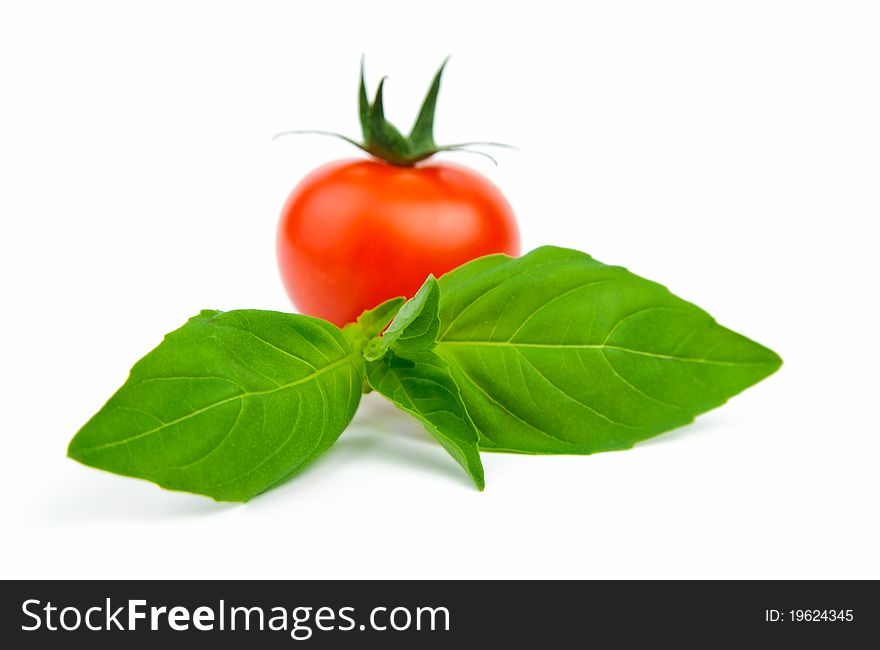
1, 580, 876, 647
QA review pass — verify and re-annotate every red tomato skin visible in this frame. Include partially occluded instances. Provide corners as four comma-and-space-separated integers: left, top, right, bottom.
277, 159, 520, 326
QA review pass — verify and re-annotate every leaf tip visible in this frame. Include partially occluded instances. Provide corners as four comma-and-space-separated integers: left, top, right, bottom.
764, 348, 784, 377
750, 341, 783, 379
770, 349, 783, 369
66, 430, 87, 462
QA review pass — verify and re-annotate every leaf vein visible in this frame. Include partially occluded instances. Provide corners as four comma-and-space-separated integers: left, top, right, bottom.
76, 354, 356, 453
514, 350, 639, 429
439, 341, 774, 367
452, 363, 579, 446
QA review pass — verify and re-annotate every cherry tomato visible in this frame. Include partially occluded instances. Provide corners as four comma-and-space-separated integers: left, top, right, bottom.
277, 159, 520, 326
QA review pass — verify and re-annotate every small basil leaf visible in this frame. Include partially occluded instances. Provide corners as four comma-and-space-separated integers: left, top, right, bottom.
68, 310, 363, 501
367, 350, 484, 490
435, 246, 782, 454
364, 275, 440, 361
356, 296, 406, 339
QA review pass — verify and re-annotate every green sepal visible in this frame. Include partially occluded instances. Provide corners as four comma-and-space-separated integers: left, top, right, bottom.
364, 77, 415, 165
358, 57, 370, 142
407, 57, 449, 154
278, 58, 510, 167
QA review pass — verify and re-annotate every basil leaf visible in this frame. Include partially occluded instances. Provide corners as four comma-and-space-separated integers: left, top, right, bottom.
364, 276, 484, 488
68, 310, 363, 501
364, 275, 440, 361
355, 296, 406, 339
367, 350, 484, 490
435, 246, 782, 454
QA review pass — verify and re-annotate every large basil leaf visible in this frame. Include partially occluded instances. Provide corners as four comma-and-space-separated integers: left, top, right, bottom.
365, 276, 485, 488
68, 310, 362, 501
435, 246, 782, 454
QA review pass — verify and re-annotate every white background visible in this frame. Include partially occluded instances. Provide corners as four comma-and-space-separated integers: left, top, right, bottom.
2, 1, 878, 579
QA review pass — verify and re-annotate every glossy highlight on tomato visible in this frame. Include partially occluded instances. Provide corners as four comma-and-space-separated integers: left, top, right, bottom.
278, 159, 520, 326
